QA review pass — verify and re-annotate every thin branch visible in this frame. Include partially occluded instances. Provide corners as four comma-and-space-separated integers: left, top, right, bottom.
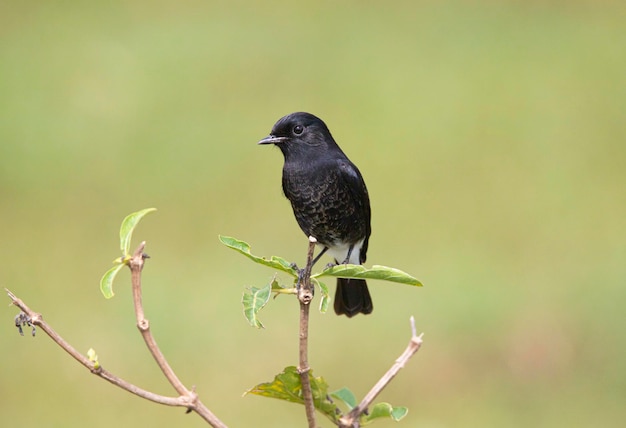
6, 241, 228, 428
297, 236, 318, 428
339, 316, 424, 428
6, 288, 192, 407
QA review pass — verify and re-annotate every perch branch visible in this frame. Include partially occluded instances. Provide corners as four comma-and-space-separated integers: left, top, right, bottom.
297, 236, 318, 428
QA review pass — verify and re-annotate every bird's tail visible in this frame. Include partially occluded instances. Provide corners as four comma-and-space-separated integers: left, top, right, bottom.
334, 278, 373, 317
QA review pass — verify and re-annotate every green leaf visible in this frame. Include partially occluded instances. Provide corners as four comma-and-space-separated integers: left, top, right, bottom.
314, 264, 422, 286
99, 263, 125, 299
390, 406, 409, 421
242, 282, 272, 328
119, 208, 157, 255
245, 366, 304, 403
312, 278, 330, 313
219, 235, 298, 277
362, 402, 408, 424
269, 254, 297, 273
330, 387, 357, 410
245, 366, 341, 423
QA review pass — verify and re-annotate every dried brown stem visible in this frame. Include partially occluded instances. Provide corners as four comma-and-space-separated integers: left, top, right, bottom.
338, 316, 424, 427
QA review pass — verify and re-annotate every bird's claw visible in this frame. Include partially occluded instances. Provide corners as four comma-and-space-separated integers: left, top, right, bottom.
295, 268, 314, 296
324, 262, 336, 270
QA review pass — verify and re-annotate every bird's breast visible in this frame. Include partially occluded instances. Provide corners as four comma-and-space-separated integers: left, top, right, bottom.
281, 162, 366, 246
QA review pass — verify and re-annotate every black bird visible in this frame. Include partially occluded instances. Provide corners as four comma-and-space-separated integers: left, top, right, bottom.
258, 112, 373, 317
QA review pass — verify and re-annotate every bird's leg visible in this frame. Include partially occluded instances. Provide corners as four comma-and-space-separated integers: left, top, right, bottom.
321, 245, 356, 271
310, 246, 329, 268
341, 244, 355, 265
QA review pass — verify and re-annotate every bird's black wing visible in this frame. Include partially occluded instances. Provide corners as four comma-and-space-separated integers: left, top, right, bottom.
336, 158, 371, 263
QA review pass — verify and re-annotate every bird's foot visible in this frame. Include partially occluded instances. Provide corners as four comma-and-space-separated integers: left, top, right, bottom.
295, 268, 315, 298
324, 262, 337, 270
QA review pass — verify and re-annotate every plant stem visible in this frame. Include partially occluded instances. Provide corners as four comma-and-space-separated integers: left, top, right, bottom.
297, 236, 318, 428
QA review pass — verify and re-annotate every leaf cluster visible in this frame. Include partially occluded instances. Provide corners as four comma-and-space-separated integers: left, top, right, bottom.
96, 211, 423, 426
219, 234, 422, 426
100, 208, 156, 298
219, 235, 421, 328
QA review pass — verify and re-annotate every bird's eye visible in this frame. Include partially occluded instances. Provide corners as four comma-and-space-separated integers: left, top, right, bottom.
293, 125, 304, 135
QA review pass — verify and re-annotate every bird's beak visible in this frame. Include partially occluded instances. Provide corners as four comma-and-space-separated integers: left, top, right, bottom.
258, 135, 288, 145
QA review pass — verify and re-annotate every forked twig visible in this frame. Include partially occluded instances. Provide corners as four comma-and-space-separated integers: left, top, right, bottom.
6, 242, 227, 428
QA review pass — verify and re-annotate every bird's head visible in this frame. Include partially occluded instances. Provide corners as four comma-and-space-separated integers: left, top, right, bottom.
258, 112, 338, 160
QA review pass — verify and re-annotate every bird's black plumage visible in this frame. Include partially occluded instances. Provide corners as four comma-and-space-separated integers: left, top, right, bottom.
258, 112, 373, 317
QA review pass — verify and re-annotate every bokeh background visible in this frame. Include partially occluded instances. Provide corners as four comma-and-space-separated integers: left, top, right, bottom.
1, 1, 624, 427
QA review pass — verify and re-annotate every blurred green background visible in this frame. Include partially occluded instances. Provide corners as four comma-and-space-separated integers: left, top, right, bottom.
1, 1, 625, 427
